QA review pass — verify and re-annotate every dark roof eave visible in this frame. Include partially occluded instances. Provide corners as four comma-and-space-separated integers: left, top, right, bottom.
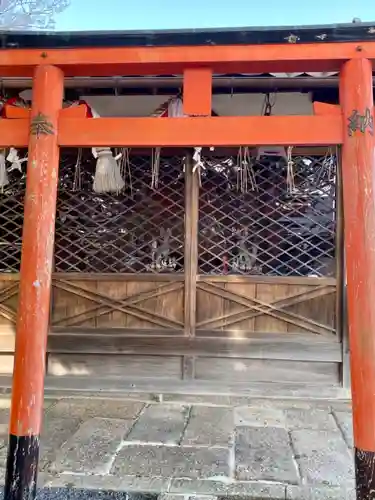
1, 22, 375, 50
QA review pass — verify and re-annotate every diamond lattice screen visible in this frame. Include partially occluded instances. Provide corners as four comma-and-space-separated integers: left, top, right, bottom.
198, 150, 338, 277
55, 149, 185, 273
0, 158, 26, 273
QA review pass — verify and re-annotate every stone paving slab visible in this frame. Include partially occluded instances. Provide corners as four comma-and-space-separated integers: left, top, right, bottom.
112, 445, 230, 479
234, 406, 286, 428
127, 404, 188, 444
0, 439, 6, 468
0, 398, 56, 414
235, 426, 299, 483
0, 416, 83, 469
0, 398, 57, 456
160, 495, 218, 500
46, 474, 170, 493
332, 410, 354, 448
46, 398, 145, 420
0, 397, 356, 499
162, 394, 350, 409
52, 418, 133, 474
291, 429, 354, 486
232, 399, 331, 412
40, 416, 83, 469
285, 408, 337, 431
182, 406, 234, 446
286, 485, 356, 500
169, 479, 286, 499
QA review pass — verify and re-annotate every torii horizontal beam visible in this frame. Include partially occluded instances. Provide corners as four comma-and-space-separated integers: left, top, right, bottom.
0, 115, 342, 148
0, 41, 375, 77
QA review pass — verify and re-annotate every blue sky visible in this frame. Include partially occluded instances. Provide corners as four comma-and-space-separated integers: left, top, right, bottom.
55, 0, 374, 32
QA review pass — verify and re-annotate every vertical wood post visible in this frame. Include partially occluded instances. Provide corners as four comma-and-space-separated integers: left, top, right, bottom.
340, 58, 375, 499
4, 65, 63, 500
184, 154, 199, 337
183, 154, 199, 378
182, 67, 209, 378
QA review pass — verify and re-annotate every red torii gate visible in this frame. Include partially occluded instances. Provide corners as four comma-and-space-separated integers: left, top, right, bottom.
0, 38, 374, 500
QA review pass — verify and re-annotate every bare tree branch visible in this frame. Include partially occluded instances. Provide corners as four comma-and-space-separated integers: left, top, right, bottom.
0, 0, 70, 30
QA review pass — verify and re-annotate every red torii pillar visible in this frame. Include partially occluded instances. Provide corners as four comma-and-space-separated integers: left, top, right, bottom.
340, 58, 375, 499
4, 65, 63, 500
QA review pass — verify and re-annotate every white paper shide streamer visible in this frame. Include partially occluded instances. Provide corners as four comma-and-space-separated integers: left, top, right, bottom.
7, 147, 27, 173
192, 147, 205, 187
0, 148, 28, 192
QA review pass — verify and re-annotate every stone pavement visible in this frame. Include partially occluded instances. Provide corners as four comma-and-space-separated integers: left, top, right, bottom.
0, 395, 355, 499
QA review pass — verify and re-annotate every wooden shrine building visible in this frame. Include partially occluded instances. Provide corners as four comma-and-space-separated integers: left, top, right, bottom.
1, 22, 375, 499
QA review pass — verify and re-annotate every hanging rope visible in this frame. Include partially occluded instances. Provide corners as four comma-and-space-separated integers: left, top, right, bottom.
72, 148, 83, 192
118, 147, 133, 195
236, 146, 257, 193
286, 146, 296, 194
149, 96, 175, 190
151, 147, 161, 190
262, 92, 277, 116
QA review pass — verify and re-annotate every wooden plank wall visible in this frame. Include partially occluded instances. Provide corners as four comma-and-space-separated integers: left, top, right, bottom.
0, 273, 342, 392
196, 276, 337, 335
51, 274, 185, 330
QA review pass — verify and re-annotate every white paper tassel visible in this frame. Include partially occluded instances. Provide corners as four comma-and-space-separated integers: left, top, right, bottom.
79, 103, 125, 193
92, 147, 125, 194
0, 151, 9, 191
